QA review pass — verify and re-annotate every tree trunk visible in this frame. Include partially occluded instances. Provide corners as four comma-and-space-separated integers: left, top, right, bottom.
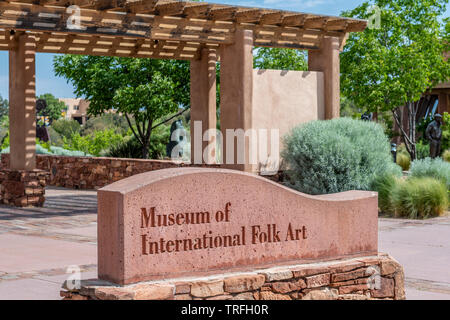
392, 101, 419, 162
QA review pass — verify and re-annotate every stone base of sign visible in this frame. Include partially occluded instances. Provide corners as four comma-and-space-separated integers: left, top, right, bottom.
0, 169, 49, 207
60, 253, 405, 300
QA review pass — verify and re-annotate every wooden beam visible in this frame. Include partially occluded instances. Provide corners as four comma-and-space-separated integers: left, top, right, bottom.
259, 12, 284, 25
208, 7, 236, 21
0, 2, 234, 43
281, 14, 308, 27
235, 9, 263, 23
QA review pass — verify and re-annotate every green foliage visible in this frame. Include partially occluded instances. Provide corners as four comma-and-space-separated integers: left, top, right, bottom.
416, 141, 431, 160
51, 119, 81, 139
0, 94, 8, 119
47, 126, 64, 147
53, 55, 190, 158
63, 129, 125, 157
0, 144, 89, 157
410, 157, 450, 189
81, 113, 129, 136
37, 93, 66, 122
106, 124, 170, 159
391, 178, 448, 219
341, 0, 449, 113
443, 150, 450, 162
370, 173, 400, 213
341, 0, 449, 160
106, 136, 142, 159
1, 134, 9, 150
396, 153, 411, 171
282, 118, 402, 195
253, 47, 307, 71
148, 124, 171, 159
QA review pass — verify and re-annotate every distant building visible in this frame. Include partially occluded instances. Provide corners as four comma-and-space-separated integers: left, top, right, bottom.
59, 98, 90, 125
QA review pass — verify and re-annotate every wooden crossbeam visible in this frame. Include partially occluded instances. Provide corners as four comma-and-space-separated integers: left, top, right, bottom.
282, 14, 308, 27
0, 1, 365, 55
0, 29, 201, 59
235, 9, 264, 23
0, 2, 234, 42
259, 12, 284, 25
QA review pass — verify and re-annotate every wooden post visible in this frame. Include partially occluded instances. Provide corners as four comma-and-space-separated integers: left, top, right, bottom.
437, 93, 449, 115
308, 36, 341, 120
9, 33, 37, 171
220, 29, 254, 172
190, 48, 217, 165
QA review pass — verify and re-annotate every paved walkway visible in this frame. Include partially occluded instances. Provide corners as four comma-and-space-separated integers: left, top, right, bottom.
0, 187, 449, 300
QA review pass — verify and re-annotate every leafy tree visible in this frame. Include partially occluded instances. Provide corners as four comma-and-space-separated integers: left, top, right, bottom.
54, 55, 190, 158
37, 93, 66, 122
253, 47, 307, 71
341, 0, 449, 160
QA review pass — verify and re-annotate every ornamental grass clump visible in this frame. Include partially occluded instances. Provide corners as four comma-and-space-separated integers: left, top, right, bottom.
370, 173, 400, 214
396, 153, 411, 171
391, 178, 448, 219
282, 118, 401, 195
410, 157, 450, 190
444, 150, 450, 163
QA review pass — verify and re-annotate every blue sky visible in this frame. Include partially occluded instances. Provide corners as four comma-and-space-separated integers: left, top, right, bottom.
0, 0, 448, 99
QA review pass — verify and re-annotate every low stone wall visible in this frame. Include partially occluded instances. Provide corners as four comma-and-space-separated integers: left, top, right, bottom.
0, 154, 282, 190
61, 254, 405, 300
0, 169, 50, 207
0, 154, 219, 190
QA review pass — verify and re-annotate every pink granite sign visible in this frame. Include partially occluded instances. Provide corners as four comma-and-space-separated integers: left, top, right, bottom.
98, 168, 378, 285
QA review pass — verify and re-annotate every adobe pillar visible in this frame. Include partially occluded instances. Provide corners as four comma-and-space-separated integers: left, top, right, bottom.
190, 48, 217, 164
9, 33, 37, 170
220, 29, 255, 172
308, 36, 341, 120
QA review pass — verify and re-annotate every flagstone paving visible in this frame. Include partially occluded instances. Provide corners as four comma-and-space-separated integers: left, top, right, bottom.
0, 187, 448, 300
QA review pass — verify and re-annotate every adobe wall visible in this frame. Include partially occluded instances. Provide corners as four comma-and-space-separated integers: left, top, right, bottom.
61, 253, 405, 300
252, 70, 325, 170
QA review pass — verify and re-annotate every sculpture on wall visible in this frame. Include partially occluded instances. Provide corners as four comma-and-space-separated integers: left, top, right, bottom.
425, 114, 443, 159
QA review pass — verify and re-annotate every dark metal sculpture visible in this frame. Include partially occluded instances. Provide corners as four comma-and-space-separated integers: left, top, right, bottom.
166, 120, 186, 159
361, 112, 373, 121
425, 114, 443, 159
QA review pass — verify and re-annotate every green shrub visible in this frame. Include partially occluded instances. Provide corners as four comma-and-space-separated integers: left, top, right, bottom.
106, 125, 171, 159
443, 150, 450, 163
0, 144, 88, 156
370, 173, 401, 214
282, 118, 402, 195
47, 126, 64, 147
410, 157, 450, 189
396, 153, 411, 171
81, 113, 129, 136
106, 136, 142, 159
64, 129, 125, 157
392, 178, 448, 219
416, 141, 431, 160
51, 119, 81, 139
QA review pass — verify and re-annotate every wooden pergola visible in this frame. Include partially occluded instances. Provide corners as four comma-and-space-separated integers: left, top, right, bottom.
0, 0, 366, 59
0, 0, 367, 173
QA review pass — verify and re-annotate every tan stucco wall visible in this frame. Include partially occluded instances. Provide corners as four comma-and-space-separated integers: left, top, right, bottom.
251, 69, 325, 171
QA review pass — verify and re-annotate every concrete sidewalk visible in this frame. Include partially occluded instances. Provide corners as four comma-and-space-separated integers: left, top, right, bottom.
0, 187, 449, 300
